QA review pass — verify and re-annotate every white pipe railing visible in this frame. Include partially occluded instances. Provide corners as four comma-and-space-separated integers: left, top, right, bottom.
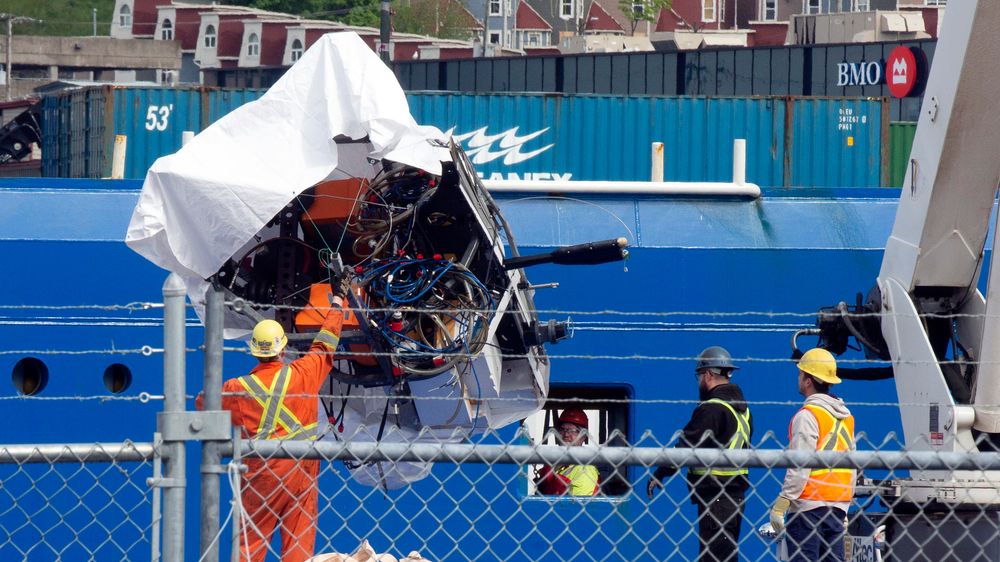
110, 134, 127, 179
482, 139, 759, 198
651, 141, 664, 182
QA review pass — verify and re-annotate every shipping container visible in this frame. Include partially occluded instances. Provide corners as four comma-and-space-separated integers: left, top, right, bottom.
409, 93, 889, 188
40, 86, 265, 180
40, 87, 888, 187
396, 39, 935, 122
889, 121, 917, 188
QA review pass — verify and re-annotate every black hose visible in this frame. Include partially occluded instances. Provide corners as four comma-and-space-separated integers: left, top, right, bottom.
838, 301, 887, 358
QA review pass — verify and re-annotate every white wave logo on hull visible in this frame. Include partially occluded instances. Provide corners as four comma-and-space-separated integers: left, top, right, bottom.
445, 126, 554, 165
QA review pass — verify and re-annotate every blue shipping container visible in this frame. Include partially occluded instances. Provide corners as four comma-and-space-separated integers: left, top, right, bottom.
408, 93, 889, 188
41, 86, 263, 180
40, 87, 888, 188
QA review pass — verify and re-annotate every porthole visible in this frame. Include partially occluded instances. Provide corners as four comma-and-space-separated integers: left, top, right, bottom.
12, 357, 49, 396
103, 363, 133, 394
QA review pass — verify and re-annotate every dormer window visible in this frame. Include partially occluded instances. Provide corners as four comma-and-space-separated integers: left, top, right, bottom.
161, 19, 173, 40
119, 5, 132, 27
560, 0, 573, 18
204, 24, 216, 48
247, 33, 260, 56
291, 39, 303, 62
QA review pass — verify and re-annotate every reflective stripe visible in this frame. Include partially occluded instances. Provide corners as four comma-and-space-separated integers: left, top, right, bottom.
820, 419, 854, 452
800, 404, 856, 501
689, 398, 751, 477
280, 422, 319, 441
235, 366, 318, 441
315, 329, 340, 351
258, 366, 292, 438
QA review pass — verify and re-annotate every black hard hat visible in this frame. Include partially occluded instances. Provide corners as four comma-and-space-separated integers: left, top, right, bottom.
696, 346, 738, 372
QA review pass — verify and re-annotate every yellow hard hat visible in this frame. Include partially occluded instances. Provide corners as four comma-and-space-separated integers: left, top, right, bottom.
249, 319, 287, 358
798, 347, 840, 384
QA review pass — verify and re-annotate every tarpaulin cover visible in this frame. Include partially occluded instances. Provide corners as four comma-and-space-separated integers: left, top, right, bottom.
125, 32, 450, 289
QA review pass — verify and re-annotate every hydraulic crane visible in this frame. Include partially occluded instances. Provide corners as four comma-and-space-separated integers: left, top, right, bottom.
802, 0, 1000, 555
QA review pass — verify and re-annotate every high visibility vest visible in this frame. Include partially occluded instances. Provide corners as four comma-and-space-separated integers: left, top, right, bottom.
690, 398, 752, 477
556, 464, 599, 496
236, 365, 319, 441
796, 404, 855, 502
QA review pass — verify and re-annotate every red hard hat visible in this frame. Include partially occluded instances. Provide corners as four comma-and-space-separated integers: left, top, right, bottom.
557, 408, 588, 428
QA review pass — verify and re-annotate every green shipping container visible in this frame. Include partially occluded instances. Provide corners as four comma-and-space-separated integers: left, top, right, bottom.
889, 122, 917, 188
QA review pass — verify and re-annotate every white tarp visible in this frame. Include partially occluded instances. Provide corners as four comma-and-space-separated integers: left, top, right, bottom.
125, 32, 450, 287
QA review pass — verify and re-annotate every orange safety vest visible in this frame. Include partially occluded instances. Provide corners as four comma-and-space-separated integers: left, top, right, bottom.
793, 404, 855, 502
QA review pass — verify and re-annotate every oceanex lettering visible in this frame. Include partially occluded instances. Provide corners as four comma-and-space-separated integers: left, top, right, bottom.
478, 172, 574, 181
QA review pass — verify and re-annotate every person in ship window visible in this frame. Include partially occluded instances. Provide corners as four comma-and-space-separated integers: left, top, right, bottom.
535, 408, 600, 497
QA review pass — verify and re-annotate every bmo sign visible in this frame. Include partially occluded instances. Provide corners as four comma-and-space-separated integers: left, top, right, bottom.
836, 46, 919, 98
886, 46, 918, 97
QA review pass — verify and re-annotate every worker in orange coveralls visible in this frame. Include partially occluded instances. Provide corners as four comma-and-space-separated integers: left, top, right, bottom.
200, 281, 347, 562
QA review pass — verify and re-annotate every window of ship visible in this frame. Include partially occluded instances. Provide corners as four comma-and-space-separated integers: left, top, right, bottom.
12, 357, 49, 396
103, 363, 133, 394
522, 385, 632, 498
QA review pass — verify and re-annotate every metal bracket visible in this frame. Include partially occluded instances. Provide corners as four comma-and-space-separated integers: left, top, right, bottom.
200, 464, 229, 474
147, 477, 187, 489
157, 411, 232, 441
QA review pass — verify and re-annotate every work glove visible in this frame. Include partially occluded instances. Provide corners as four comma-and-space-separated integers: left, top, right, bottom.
757, 522, 778, 540
332, 274, 352, 300
535, 465, 570, 495
646, 476, 664, 499
769, 496, 792, 532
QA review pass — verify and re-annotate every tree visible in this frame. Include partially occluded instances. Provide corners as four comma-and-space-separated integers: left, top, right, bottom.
391, 0, 476, 40
619, 0, 671, 34
224, 0, 380, 28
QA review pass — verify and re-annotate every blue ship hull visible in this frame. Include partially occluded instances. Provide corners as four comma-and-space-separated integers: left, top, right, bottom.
0, 180, 906, 561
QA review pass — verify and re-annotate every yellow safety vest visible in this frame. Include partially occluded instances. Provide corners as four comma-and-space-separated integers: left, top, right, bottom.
690, 398, 751, 477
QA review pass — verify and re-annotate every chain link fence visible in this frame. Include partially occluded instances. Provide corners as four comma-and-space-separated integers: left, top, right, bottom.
223, 431, 1000, 562
8, 287, 1000, 562
5, 427, 1000, 561
0, 443, 156, 561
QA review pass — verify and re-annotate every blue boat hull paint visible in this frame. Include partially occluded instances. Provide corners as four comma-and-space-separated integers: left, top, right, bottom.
0, 180, 911, 560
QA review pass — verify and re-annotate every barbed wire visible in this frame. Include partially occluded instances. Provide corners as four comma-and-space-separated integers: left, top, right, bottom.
9, 299, 1000, 322
0, 343, 985, 366
2, 391, 991, 410
0, 303, 162, 311
0, 347, 159, 356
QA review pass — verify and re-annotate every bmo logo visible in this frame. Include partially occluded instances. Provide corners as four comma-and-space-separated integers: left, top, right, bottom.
886, 45, 918, 98
835, 46, 920, 98
836, 61, 882, 88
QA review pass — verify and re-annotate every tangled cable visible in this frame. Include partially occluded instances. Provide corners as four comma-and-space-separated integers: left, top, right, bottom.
357, 257, 495, 377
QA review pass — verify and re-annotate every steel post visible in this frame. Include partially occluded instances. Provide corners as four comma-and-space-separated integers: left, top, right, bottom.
199, 283, 225, 562
5, 17, 12, 102
161, 274, 186, 562
379, 0, 391, 64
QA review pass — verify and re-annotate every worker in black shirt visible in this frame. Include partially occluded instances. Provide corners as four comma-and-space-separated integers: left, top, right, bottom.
647, 346, 753, 562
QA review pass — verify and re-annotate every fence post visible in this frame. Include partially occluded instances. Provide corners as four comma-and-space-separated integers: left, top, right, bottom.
200, 282, 225, 562
161, 274, 187, 562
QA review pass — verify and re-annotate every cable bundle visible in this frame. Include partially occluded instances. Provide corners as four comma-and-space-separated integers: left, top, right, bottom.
357, 257, 495, 377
